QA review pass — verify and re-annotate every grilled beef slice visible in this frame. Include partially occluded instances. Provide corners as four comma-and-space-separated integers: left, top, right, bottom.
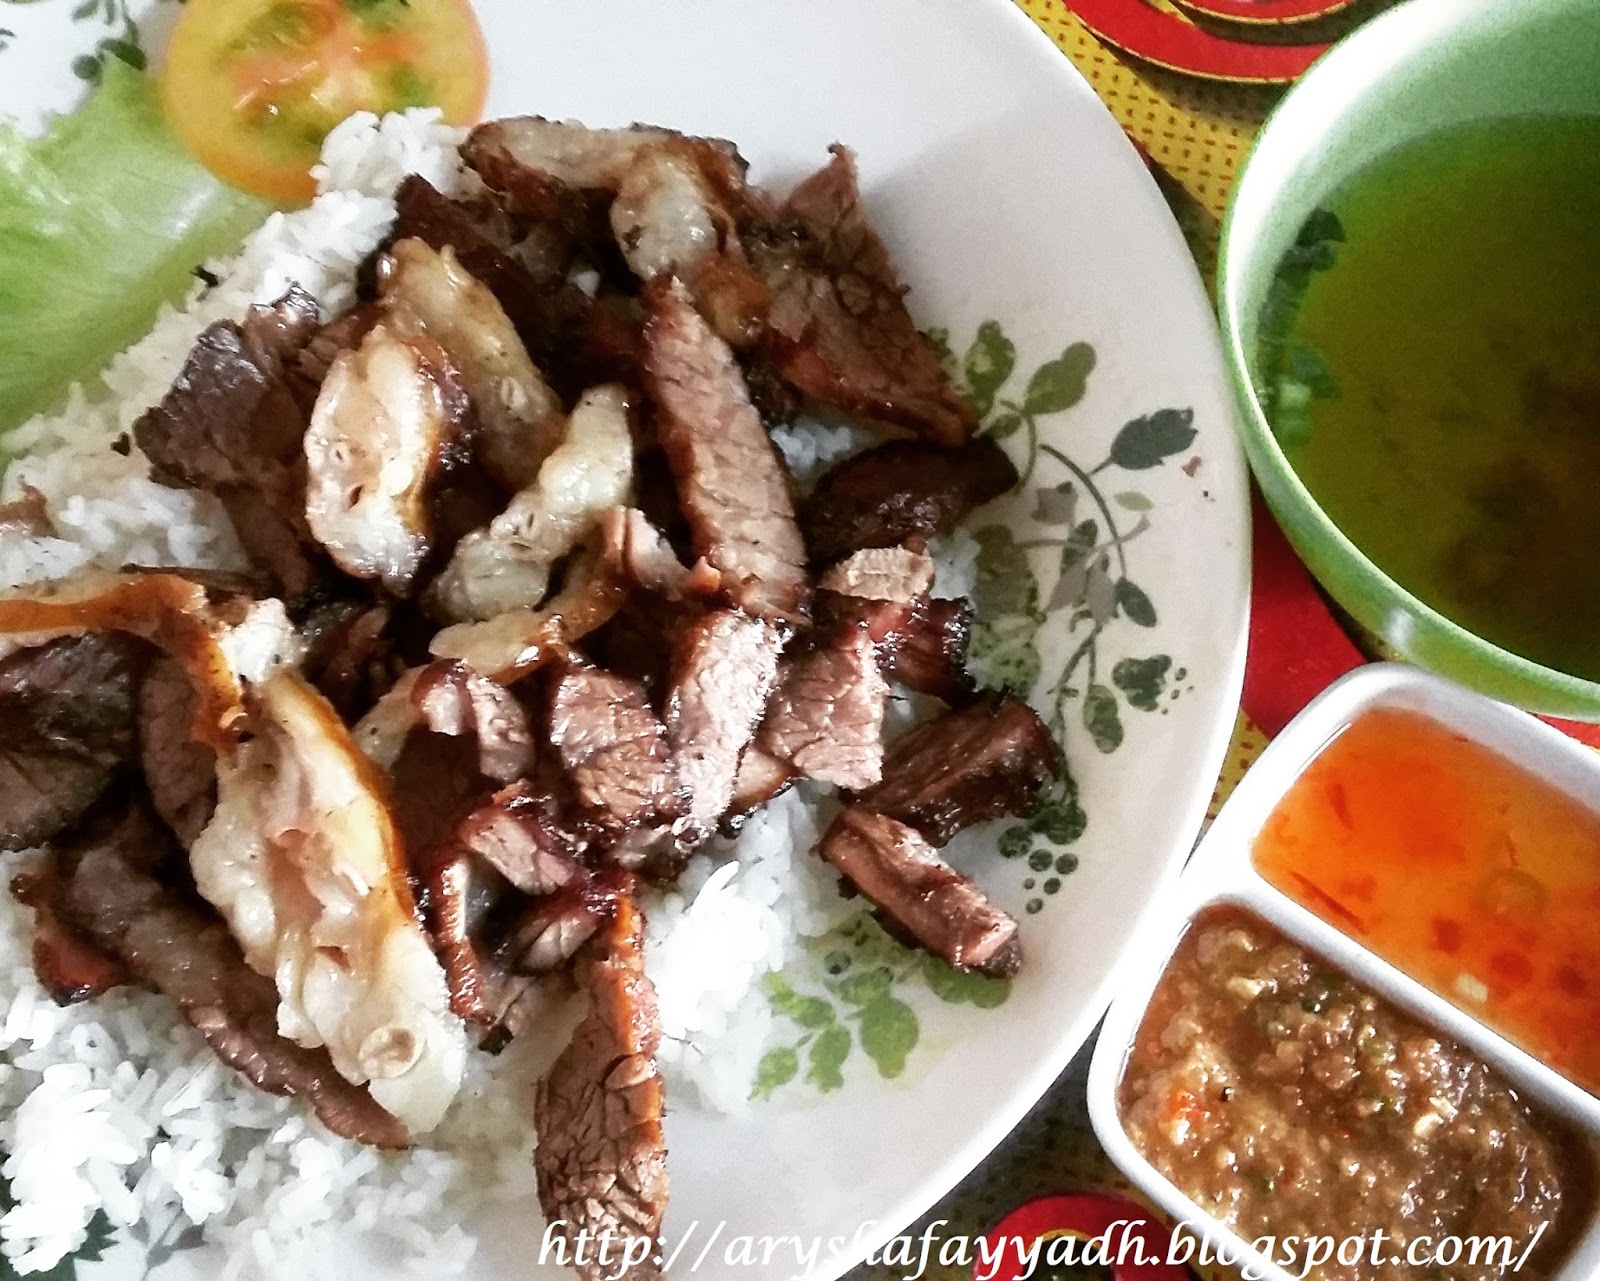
383, 661, 551, 1033
298, 598, 405, 721
495, 868, 628, 977
752, 145, 977, 446
815, 590, 975, 705
413, 838, 523, 1038
800, 436, 1017, 567
137, 655, 218, 846
819, 807, 1020, 977
11, 862, 128, 1005
534, 888, 667, 1279
584, 509, 718, 693
879, 595, 975, 703
662, 609, 784, 842
810, 546, 975, 702
454, 782, 589, 897
56, 802, 409, 1147
855, 693, 1062, 845
756, 624, 888, 791
642, 277, 809, 626
0, 634, 146, 851
816, 546, 934, 602
546, 659, 685, 834
722, 746, 796, 828
133, 288, 329, 597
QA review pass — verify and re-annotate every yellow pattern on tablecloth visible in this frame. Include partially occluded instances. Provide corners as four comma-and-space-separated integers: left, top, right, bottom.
1017, 0, 1267, 223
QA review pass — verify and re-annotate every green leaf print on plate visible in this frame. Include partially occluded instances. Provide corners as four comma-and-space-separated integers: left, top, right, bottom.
750, 918, 1014, 1098
947, 321, 1195, 757
744, 319, 1198, 1094
0, 1173, 113, 1279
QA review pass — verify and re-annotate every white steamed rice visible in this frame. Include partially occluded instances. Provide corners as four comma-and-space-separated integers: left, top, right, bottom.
0, 110, 979, 1278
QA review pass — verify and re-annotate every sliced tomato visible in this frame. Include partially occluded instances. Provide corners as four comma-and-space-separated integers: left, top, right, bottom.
160, 0, 488, 204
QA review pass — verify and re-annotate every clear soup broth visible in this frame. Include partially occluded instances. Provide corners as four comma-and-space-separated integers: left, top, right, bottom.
1260, 115, 1600, 680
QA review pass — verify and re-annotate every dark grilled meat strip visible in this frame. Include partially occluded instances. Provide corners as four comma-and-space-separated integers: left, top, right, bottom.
455, 782, 588, 896
643, 277, 809, 625
380, 660, 550, 1034
293, 304, 383, 389
756, 624, 888, 791
138, 655, 218, 846
604, 505, 716, 601
389, 175, 543, 303
411, 660, 537, 783
855, 693, 1063, 845
133, 288, 329, 597
546, 660, 685, 832
809, 545, 962, 700
800, 436, 1017, 568
815, 590, 975, 705
388, 175, 640, 400
881, 596, 975, 704
462, 147, 616, 265
0, 634, 146, 851
413, 840, 514, 1034
495, 869, 628, 977
752, 146, 976, 446
57, 803, 409, 1147
534, 888, 667, 1279
386, 661, 538, 854
583, 508, 718, 693
10, 863, 127, 1005
299, 598, 404, 722
584, 597, 692, 696
810, 547, 931, 657
663, 609, 784, 842
819, 807, 1020, 977
722, 746, 796, 832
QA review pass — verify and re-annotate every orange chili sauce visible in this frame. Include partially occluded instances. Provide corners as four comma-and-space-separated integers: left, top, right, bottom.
1252, 707, 1600, 1095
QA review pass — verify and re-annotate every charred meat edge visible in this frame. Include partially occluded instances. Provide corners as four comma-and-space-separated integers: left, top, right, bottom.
534, 887, 668, 1280
800, 436, 1017, 569
819, 807, 1020, 978
854, 693, 1063, 846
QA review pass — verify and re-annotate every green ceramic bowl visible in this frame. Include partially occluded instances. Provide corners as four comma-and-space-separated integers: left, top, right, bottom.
1218, 0, 1600, 719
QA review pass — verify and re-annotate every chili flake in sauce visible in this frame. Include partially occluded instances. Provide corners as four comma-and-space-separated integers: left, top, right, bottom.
1253, 708, 1600, 1095
1118, 907, 1593, 1281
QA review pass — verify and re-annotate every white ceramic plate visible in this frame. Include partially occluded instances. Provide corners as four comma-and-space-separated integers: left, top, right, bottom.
0, 2, 1250, 1277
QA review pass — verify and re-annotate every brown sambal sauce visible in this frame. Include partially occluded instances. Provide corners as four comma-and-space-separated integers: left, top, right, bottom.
1118, 906, 1595, 1281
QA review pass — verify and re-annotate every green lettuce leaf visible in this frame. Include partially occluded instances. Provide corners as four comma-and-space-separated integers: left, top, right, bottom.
0, 61, 268, 436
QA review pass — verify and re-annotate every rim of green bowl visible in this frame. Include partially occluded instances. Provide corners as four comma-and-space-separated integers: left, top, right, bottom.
1216, 0, 1600, 717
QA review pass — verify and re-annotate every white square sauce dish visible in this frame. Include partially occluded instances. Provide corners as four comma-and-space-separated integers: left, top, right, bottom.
1089, 664, 1600, 1281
